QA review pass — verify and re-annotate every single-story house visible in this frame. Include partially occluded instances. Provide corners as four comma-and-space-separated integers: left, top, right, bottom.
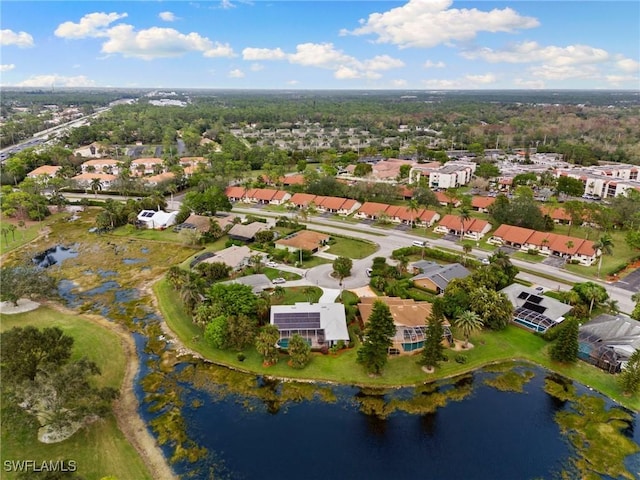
244, 188, 290, 205
227, 222, 267, 242
358, 296, 452, 355
131, 157, 164, 175
288, 193, 318, 209
225, 186, 246, 202
201, 245, 254, 271
221, 273, 273, 294
471, 196, 495, 213
410, 262, 470, 294
271, 302, 350, 349
80, 159, 120, 175
434, 214, 492, 241
579, 314, 640, 373
274, 230, 330, 253
175, 214, 213, 233
355, 202, 391, 220
499, 284, 572, 334
490, 224, 597, 266
71, 173, 117, 189
137, 210, 178, 229
27, 165, 62, 179
143, 172, 175, 186
73, 142, 105, 158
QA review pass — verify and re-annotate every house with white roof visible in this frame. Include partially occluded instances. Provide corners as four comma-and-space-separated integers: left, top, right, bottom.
136, 210, 178, 230
271, 302, 350, 349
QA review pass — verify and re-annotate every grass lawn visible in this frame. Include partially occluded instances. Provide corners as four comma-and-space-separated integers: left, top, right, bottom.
0, 308, 151, 480
110, 224, 184, 243
154, 278, 638, 410
0, 213, 67, 255
261, 267, 302, 281
326, 235, 378, 259
512, 251, 546, 263
271, 286, 323, 305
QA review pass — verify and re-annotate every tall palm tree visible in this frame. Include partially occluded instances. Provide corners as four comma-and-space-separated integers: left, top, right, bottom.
458, 206, 471, 242
453, 311, 483, 348
407, 199, 421, 228
462, 242, 473, 266
89, 178, 103, 198
593, 234, 614, 279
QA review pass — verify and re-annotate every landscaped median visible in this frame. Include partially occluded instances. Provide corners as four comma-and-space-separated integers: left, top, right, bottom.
154, 277, 638, 411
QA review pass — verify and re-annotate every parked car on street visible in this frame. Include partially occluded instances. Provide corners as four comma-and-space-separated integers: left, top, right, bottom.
272, 277, 286, 284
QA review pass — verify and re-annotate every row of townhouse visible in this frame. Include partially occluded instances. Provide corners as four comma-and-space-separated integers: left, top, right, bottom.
225, 186, 291, 205
433, 215, 492, 241
287, 193, 361, 215
489, 224, 598, 265
78, 157, 207, 176
354, 202, 440, 227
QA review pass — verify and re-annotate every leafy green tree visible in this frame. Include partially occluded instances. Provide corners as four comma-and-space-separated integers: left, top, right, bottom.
632, 293, 640, 321
226, 314, 258, 351
626, 230, 640, 251
204, 315, 228, 349
556, 176, 585, 197
419, 299, 445, 370
469, 287, 513, 331
573, 282, 609, 315
475, 162, 500, 179
206, 283, 257, 318
256, 324, 280, 365
550, 318, 579, 363
0, 326, 74, 383
0, 265, 57, 306
412, 187, 439, 208
357, 300, 396, 375
618, 349, 640, 395
453, 311, 483, 348
288, 334, 311, 369
332, 256, 353, 286
353, 163, 373, 177
182, 186, 232, 216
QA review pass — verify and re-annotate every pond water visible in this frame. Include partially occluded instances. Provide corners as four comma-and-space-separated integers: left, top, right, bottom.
57, 278, 640, 480
33, 245, 78, 268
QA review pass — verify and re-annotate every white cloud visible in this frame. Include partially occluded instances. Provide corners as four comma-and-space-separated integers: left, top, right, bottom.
424, 60, 446, 69
1, 29, 35, 48
461, 42, 610, 66
530, 64, 598, 81
423, 73, 497, 89
54, 12, 233, 60
342, 0, 539, 49
220, 0, 236, 9
242, 47, 286, 60
391, 79, 408, 87
228, 69, 245, 78
1, 64, 15, 72
363, 55, 405, 71
14, 74, 96, 87
243, 42, 403, 80
159, 11, 178, 22
250, 63, 264, 71
287, 80, 299, 86
101, 25, 235, 60
606, 74, 638, 87
615, 57, 640, 73
55, 12, 128, 39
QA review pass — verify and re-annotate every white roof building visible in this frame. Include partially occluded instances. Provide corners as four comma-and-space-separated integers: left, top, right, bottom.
136, 210, 178, 230
270, 302, 349, 349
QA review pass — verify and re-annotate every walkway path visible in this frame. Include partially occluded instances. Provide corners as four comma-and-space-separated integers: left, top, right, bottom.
318, 288, 341, 303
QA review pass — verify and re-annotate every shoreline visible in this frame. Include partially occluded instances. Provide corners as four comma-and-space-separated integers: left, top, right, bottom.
42, 301, 178, 480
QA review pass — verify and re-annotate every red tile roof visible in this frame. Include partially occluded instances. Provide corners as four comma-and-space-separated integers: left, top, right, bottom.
438, 214, 490, 233
225, 186, 246, 199
357, 202, 390, 216
471, 196, 495, 209
289, 193, 317, 207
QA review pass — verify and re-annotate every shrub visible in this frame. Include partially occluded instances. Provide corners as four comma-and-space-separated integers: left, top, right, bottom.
527, 248, 539, 256
455, 354, 467, 364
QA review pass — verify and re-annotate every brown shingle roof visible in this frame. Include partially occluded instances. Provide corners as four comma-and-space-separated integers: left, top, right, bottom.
357, 202, 390, 216
275, 230, 330, 251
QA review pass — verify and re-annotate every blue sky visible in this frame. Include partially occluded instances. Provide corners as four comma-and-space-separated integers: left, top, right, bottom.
1, 1, 638, 89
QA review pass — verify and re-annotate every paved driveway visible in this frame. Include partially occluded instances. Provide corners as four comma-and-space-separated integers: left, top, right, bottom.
616, 267, 640, 293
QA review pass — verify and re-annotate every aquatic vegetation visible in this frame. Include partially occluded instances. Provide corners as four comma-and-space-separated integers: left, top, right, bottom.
545, 377, 639, 480
484, 370, 535, 393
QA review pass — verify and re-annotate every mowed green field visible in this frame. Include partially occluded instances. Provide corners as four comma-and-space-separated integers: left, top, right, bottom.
0, 307, 152, 480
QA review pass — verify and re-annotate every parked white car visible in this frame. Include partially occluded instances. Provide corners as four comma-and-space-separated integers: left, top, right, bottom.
266, 261, 279, 268
272, 277, 286, 284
